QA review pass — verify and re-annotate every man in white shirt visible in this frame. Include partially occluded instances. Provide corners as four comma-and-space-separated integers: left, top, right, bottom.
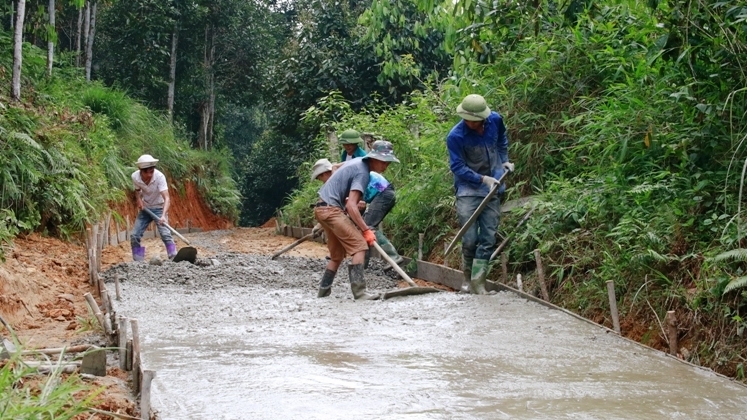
130, 154, 176, 261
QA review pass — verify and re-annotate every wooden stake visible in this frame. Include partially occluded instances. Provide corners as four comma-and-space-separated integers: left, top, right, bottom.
101, 289, 111, 315
534, 249, 550, 301
666, 310, 678, 356
126, 217, 131, 241
516, 274, 523, 292
501, 252, 508, 284
418, 233, 424, 261
84, 293, 105, 332
443, 242, 449, 268
114, 273, 122, 300
131, 319, 141, 392
606, 280, 621, 334
118, 316, 128, 370
125, 339, 133, 371
140, 370, 156, 420
21, 344, 92, 355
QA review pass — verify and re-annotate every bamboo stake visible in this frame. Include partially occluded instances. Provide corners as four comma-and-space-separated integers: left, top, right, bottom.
443, 242, 449, 268
114, 273, 122, 300
118, 316, 128, 370
666, 310, 678, 356
140, 370, 156, 420
418, 233, 423, 261
534, 249, 549, 301
131, 319, 141, 392
516, 274, 523, 292
501, 252, 508, 284
84, 293, 107, 333
21, 344, 92, 355
606, 280, 621, 334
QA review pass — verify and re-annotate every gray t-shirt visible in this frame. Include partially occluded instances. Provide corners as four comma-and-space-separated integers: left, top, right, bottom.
318, 157, 370, 209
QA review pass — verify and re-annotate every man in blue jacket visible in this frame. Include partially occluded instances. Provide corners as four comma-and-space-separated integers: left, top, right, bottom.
447, 94, 514, 294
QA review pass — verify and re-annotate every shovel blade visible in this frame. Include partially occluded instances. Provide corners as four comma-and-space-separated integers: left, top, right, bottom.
381, 287, 442, 300
173, 246, 197, 264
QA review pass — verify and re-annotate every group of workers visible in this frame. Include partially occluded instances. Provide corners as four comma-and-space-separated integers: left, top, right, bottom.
309, 93, 513, 299
127, 93, 514, 300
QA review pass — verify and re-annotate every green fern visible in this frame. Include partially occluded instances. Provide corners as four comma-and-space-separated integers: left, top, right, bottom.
724, 276, 747, 294
708, 248, 747, 263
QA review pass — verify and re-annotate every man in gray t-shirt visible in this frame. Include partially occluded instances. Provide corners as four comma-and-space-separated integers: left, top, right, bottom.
314, 141, 400, 300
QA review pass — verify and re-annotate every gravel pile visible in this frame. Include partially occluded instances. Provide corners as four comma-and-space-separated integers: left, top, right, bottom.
103, 254, 399, 295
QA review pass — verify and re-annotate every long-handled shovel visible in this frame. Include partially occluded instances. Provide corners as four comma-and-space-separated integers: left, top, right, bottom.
444, 170, 511, 256
271, 232, 318, 260
142, 208, 197, 264
373, 241, 442, 299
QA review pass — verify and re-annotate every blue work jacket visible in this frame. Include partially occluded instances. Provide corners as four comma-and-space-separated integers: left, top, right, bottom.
446, 111, 509, 197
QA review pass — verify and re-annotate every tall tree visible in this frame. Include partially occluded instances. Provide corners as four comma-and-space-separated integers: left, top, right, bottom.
11, 0, 26, 101
47, 0, 55, 76
167, 24, 178, 120
84, 1, 96, 81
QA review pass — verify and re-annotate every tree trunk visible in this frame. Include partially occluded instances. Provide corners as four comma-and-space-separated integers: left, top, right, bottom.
47, 0, 55, 76
83, 2, 90, 69
11, 0, 26, 101
198, 24, 215, 150
85, 1, 97, 81
167, 27, 178, 120
75, 6, 82, 67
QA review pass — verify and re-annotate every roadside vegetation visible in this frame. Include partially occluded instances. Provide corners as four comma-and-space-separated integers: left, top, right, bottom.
0, 31, 239, 258
0, 350, 101, 419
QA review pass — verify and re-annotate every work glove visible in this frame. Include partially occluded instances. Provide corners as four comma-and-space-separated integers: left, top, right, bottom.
312, 223, 323, 237
362, 229, 376, 246
502, 161, 515, 173
481, 176, 500, 189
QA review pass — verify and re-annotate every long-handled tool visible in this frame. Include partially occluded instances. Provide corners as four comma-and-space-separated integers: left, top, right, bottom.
444, 170, 511, 256
271, 231, 322, 260
488, 204, 536, 262
142, 208, 197, 263
372, 241, 442, 299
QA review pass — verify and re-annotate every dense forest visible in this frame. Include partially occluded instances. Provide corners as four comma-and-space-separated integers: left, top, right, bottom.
2, 0, 747, 381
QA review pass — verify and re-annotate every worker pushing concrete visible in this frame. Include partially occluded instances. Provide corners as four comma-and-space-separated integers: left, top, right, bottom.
447, 94, 514, 294
313, 140, 400, 300
130, 154, 177, 261
311, 154, 404, 266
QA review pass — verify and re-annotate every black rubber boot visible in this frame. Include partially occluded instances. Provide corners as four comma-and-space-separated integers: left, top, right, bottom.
348, 263, 379, 300
317, 269, 336, 298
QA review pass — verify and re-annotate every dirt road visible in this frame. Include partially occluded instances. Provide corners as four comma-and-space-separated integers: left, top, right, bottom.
108, 228, 747, 419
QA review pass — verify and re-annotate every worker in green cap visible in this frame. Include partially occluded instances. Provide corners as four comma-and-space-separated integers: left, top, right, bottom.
339, 129, 367, 162
448, 94, 514, 294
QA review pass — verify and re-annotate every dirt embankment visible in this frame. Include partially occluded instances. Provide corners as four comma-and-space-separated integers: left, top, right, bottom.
110, 179, 233, 231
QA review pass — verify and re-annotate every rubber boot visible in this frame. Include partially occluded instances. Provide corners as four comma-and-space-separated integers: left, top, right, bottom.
317, 269, 336, 298
132, 246, 146, 262
348, 264, 379, 300
460, 256, 473, 294
363, 248, 371, 269
166, 242, 177, 260
375, 230, 404, 265
469, 259, 489, 295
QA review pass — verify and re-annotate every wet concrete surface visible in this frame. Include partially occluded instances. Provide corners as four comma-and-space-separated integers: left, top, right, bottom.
108, 234, 747, 420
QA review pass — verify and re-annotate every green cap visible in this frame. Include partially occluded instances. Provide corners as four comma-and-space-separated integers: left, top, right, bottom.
339, 129, 364, 145
456, 94, 491, 121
